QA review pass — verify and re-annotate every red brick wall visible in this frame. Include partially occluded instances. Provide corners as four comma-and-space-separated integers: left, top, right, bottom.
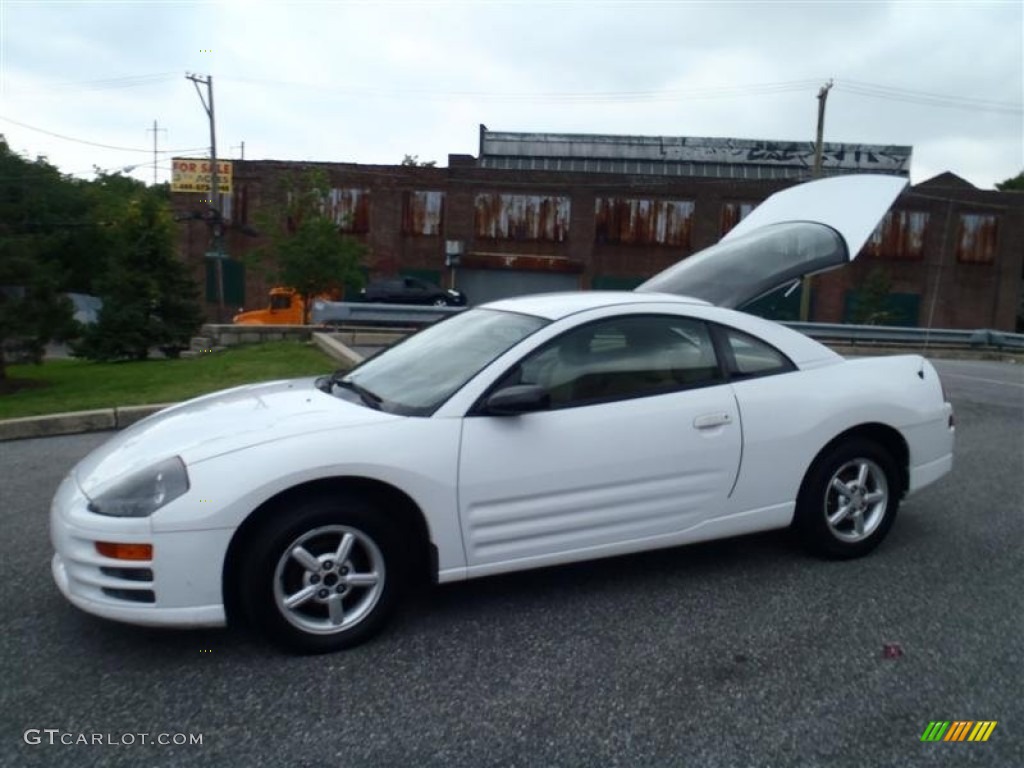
173, 161, 1024, 331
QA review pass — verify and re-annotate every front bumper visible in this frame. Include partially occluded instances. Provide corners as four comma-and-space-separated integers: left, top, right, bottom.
50, 472, 230, 628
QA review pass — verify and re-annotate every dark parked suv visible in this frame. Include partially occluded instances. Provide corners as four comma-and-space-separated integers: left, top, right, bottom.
361, 277, 467, 306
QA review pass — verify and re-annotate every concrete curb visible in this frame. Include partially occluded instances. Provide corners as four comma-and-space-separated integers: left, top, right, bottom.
311, 332, 365, 368
0, 334, 370, 443
0, 403, 177, 442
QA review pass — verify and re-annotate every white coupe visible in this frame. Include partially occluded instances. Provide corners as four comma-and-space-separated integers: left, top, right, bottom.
50, 175, 954, 653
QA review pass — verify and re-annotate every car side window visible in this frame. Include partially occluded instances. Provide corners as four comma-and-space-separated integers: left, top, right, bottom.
500, 315, 722, 408
722, 328, 793, 378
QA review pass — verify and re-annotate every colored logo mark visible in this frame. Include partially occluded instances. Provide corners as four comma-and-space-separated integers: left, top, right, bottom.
921, 721, 997, 742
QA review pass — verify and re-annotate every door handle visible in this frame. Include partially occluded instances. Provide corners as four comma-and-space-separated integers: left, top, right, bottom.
693, 412, 732, 429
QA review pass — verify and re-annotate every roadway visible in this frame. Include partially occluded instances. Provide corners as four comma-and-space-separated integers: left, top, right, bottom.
0, 360, 1020, 767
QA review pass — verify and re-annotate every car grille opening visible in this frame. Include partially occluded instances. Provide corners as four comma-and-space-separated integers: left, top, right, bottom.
101, 588, 156, 604
99, 566, 154, 582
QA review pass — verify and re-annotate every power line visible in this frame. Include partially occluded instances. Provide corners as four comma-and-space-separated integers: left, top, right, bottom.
219, 75, 823, 103
0, 115, 207, 153
216, 75, 1023, 114
835, 80, 1022, 115
4, 72, 179, 95
840, 79, 1021, 110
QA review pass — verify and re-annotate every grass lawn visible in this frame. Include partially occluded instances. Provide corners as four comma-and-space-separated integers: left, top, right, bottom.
0, 342, 339, 420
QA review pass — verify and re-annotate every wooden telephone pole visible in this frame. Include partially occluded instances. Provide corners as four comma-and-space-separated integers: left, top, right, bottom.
799, 79, 834, 322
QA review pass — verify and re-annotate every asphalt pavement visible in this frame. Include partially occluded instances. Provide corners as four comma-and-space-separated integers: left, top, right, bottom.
0, 360, 1021, 767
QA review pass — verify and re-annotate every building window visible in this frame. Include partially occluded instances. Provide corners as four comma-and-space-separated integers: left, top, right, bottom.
594, 198, 695, 247
474, 193, 571, 241
720, 202, 757, 236
955, 213, 998, 264
327, 188, 370, 234
863, 210, 928, 260
402, 191, 445, 236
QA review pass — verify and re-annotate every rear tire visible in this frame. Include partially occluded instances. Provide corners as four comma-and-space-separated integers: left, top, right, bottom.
238, 493, 405, 653
793, 438, 901, 559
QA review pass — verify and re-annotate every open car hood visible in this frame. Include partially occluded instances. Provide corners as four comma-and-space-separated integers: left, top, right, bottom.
636, 175, 908, 308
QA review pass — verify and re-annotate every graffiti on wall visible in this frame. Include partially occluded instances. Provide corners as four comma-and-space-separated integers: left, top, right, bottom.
658, 140, 911, 174
481, 131, 912, 174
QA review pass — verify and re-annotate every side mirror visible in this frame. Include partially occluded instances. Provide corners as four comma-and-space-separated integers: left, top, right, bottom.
484, 384, 550, 416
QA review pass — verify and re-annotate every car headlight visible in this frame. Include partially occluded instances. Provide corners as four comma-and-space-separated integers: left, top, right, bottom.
87, 457, 190, 518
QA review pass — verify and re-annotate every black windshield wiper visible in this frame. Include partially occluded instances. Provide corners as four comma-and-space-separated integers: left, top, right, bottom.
327, 373, 382, 410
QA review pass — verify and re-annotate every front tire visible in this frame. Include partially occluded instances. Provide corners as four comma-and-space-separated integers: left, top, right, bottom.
793, 438, 901, 559
238, 494, 404, 653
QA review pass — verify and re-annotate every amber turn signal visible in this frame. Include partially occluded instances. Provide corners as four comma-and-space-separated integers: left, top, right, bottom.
95, 542, 153, 561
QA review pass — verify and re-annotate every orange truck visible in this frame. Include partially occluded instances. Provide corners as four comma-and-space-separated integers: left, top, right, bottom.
232, 287, 340, 325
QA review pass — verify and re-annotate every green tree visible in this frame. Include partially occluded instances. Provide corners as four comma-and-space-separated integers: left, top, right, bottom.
75, 192, 204, 361
850, 267, 897, 325
253, 170, 367, 324
0, 141, 78, 383
995, 171, 1024, 191
401, 154, 437, 168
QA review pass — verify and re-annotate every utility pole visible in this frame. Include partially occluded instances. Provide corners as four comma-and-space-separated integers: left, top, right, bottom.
812, 80, 834, 178
800, 79, 834, 322
186, 73, 225, 321
146, 120, 166, 185
231, 141, 245, 160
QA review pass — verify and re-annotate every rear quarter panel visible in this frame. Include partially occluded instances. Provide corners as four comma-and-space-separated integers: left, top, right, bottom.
726, 354, 951, 520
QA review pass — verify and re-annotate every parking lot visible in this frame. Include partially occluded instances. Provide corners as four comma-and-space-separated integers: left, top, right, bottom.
1, 359, 1021, 767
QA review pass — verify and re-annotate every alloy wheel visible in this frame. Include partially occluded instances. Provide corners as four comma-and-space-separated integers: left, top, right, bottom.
271, 525, 386, 635
823, 458, 889, 543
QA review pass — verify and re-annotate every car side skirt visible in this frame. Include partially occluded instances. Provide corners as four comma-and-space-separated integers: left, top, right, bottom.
454, 502, 793, 581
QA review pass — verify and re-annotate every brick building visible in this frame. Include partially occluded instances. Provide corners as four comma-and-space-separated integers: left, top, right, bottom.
174, 129, 1023, 331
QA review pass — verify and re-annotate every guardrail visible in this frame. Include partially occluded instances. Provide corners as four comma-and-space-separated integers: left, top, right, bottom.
310, 300, 463, 327
302, 300, 1024, 351
783, 322, 1024, 350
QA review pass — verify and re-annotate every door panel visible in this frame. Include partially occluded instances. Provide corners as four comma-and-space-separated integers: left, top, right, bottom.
458, 385, 741, 566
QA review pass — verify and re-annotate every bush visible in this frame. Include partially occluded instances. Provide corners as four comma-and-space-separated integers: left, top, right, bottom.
76, 195, 204, 361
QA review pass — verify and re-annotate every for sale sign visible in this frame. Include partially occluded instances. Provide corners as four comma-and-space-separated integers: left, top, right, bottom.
171, 158, 232, 193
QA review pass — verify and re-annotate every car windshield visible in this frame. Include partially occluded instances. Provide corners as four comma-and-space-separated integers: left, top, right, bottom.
339, 309, 548, 415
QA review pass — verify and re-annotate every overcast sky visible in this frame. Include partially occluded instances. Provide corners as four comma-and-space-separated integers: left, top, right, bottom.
1, 0, 1021, 189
